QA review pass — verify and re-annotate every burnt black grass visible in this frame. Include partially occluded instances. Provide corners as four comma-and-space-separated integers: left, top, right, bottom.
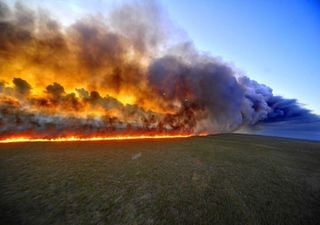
0, 134, 320, 225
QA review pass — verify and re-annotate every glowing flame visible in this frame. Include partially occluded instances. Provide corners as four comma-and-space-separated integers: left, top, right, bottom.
0, 134, 200, 143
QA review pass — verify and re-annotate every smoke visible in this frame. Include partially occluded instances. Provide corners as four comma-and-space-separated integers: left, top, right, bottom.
148, 54, 245, 132
0, 1, 319, 140
13, 78, 32, 95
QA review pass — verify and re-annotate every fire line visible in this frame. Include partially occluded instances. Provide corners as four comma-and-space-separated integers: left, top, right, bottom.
0, 134, 197, 144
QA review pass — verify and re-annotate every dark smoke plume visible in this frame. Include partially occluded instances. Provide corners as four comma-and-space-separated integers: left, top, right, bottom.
0, 1, 319, 140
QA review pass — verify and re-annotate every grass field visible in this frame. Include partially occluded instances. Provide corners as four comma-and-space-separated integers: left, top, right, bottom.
0, 134, 319, 225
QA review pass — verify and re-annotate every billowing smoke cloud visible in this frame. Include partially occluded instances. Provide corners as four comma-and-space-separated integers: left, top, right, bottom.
0, 1, 319, 140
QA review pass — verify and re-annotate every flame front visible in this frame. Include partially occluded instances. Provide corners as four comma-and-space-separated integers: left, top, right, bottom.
0, 134, 194, 144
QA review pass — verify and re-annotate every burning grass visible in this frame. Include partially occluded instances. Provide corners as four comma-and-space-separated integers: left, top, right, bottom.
0, 134, 194, 143
0, 134, 319, 225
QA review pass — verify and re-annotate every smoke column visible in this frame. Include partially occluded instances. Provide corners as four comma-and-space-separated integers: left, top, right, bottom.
0, 1, 319, 140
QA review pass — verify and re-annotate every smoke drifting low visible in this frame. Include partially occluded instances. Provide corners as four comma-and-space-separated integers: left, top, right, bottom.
0, 1, 318, 140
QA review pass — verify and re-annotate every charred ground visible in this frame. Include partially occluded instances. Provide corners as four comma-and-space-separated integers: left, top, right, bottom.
0, 134, 320, 225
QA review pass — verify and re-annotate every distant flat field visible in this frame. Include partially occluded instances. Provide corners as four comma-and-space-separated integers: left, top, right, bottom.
0, 134, 319, 225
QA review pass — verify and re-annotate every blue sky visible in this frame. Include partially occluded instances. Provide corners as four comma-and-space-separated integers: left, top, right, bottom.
160, 0, 320, 114
11, 0, 320, 114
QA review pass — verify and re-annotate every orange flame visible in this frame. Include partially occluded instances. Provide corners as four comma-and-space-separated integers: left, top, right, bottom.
0, 134, 200, 143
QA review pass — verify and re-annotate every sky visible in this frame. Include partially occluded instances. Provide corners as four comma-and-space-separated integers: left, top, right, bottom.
160, 0, 320, 114
8, 0, 320, 114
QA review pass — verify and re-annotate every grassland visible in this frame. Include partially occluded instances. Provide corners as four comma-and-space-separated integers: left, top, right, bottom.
0, 134, 319, 225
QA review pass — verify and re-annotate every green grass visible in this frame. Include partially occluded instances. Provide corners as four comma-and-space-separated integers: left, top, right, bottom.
0, 134, 319, 225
